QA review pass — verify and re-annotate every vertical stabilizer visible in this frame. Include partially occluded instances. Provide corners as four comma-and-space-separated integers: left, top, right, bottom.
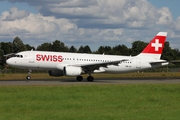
138, 32, 167, 59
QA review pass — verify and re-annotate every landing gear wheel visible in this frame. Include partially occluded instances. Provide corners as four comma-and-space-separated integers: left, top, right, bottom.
76, 76, 83, 81
26, 76, 31, 80
87, 76, 94, 82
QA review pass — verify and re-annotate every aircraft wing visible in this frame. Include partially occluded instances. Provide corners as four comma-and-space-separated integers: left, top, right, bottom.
73, 59, 128, 73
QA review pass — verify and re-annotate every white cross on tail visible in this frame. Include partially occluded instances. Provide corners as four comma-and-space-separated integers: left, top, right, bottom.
151, 39, 162, 51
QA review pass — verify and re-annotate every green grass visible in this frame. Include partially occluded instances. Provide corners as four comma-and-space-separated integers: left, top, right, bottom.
0, 84, 180, 120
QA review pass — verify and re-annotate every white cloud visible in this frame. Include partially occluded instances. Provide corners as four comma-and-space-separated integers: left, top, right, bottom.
0, 0, 179, 50
174, 17, 180, 32
47, 0, 160, 29
0, 8, 77, 34
0, 7, 78, 47
156, 7, 173, 25
4, 0, 168, 29
4, 7, 30, 21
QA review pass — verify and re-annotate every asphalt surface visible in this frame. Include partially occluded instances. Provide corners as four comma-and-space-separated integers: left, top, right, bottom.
0, 78, 180, 86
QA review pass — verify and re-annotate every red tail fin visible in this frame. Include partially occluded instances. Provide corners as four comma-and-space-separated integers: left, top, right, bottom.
138, 32, 167, 59
142, 32, 167, 54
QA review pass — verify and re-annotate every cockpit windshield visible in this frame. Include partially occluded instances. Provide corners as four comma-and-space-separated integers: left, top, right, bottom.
13, 54, 23, 58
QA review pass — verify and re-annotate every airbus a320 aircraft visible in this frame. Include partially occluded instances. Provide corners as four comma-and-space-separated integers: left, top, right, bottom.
7, 32, 168, 82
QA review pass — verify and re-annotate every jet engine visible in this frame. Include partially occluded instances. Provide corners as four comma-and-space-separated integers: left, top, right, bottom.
63, 66, 82, 76
49, 66, 82, 77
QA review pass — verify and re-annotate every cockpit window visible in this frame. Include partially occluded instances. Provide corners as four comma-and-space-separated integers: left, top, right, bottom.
13, 54, 23, 58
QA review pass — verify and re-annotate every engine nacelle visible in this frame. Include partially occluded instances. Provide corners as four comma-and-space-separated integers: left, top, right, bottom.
64, 66, 82, 76
48, 70, 64, 76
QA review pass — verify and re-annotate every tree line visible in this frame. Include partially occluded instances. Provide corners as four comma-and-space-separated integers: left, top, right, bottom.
1, 36, 180, 68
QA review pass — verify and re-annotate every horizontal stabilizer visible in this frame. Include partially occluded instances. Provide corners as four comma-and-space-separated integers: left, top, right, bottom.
149, 60, 169, 67
149, 60, 168, 64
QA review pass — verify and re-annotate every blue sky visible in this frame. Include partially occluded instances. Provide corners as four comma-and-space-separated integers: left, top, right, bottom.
0, 1, 37, 14
0, 0, 180, 50
148, 0, 180, 19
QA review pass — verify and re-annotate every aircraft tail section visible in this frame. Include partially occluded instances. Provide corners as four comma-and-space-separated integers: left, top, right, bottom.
138, 32, 167, 60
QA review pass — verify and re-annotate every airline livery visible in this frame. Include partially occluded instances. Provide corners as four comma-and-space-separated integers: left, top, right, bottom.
7, 32, 168, 81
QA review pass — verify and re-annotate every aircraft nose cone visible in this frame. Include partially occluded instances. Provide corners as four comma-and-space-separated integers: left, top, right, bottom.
6, 59, 13, 65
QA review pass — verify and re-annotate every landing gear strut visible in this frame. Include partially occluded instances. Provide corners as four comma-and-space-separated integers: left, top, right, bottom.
26, 69, 32, 80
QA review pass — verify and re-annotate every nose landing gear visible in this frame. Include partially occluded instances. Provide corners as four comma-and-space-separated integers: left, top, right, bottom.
26, 69, 32, 80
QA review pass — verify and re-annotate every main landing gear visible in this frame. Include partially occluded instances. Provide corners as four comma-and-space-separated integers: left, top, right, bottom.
26, 69, 32, 80
76, 75, 94, 82
87, 76, 94, 82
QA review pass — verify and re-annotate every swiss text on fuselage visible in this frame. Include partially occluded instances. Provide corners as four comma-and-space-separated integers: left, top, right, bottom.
36, 54, 63, 62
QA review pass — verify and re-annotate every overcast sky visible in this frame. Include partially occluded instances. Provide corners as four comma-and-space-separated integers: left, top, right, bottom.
0, 0, 180, 51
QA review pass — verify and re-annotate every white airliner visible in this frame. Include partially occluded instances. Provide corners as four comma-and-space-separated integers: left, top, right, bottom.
7, 32, 168, 81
